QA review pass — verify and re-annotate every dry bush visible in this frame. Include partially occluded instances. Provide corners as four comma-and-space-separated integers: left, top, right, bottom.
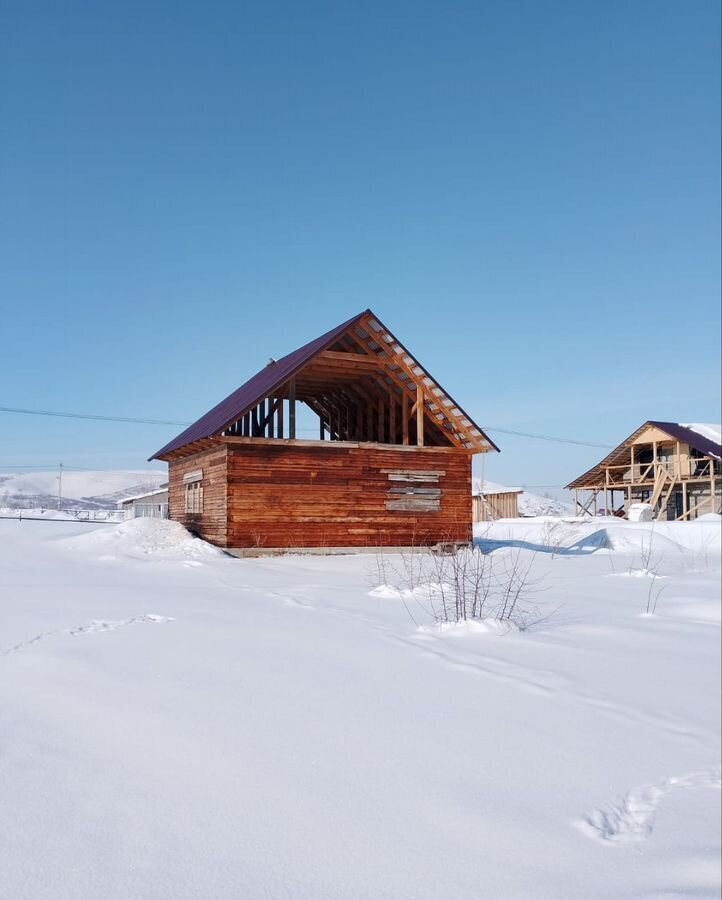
372, 542, 549, 631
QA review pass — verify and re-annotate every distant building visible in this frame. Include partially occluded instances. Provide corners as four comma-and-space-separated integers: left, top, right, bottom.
118, 486, 169, 520
567, 422, 721, 520
472, 483, 522, 521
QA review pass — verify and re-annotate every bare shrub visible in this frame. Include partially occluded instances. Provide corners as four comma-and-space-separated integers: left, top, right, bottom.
371, 542, 549, 631
635, 527, 667, 615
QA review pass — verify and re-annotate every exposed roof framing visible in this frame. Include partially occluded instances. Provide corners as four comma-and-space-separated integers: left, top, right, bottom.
566, 420, 722, 489
151, 309, 498, 460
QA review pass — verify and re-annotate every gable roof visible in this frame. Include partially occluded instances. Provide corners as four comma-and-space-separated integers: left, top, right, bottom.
150, 309, 498, 460
566, 420, 722, 489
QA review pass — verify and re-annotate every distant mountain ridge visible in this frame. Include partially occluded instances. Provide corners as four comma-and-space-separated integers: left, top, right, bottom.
0, 470, 166, 511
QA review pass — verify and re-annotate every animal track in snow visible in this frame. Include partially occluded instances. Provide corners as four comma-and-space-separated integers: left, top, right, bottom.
397, 633, 706, 744
3, 614, 174, 656
578, 768, 721, 844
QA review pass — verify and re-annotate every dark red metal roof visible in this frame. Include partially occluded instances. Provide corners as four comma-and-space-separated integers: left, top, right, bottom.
648, 421, 721, 460
150, 310, 369, 459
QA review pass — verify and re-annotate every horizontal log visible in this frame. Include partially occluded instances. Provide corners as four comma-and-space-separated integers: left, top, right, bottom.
386, 473, 441, 483
381, 469, 447, 476
388, 487, 442, 497
385, 499, 442, 512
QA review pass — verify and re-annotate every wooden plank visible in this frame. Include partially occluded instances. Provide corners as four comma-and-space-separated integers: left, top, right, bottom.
416, 384, 424, 446
267, 398, 274, 439
289, 379, 296, 439
402, 392, 409, 446
388, 487, 442, 497
387, 473, 440, 483
220, 436, 467, 452
314, 350, 381, 369
381, 468, 446, 476
386, 499, 441, 512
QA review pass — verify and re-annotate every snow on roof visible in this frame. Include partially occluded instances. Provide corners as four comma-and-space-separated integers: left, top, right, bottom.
471, 478, 523, 496
681, 423, 722, 448
117, 488, 169, 507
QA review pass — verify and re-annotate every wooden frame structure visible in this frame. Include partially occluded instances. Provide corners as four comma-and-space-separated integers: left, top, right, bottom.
567, 421, 721, 521
151, 310, 499, 550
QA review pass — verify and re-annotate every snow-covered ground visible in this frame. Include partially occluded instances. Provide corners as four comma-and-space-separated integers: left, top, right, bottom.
1, 516, 719, 899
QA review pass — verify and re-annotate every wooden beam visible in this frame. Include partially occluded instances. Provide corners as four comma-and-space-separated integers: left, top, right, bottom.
378, 397, 385, 444
289, 379, 296, 439
276, 398, 283, 439
341, 327, 467, 450
416, 384, 424, 447
315, 350, 381, 369
354, 314, 481, 450
219, 435, 468, 452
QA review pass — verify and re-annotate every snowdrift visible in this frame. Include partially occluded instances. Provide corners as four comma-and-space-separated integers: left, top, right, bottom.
61, 518, 223, 562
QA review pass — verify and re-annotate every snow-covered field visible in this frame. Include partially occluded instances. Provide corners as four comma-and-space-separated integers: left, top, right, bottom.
1, 516, 720, 899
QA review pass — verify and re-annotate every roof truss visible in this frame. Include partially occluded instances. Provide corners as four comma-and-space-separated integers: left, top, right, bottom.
152, 309, 497, 459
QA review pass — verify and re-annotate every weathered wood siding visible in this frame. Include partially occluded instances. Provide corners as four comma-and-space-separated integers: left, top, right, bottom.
168, 445, 228, 546
473, 491, 520, 522
226, 443, 471, 548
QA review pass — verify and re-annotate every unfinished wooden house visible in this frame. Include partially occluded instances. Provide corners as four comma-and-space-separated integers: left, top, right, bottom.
150, 310, 499, 551
567, 421, 721, 520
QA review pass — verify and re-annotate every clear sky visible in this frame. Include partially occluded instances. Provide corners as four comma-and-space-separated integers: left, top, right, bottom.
1, 0, 720, 493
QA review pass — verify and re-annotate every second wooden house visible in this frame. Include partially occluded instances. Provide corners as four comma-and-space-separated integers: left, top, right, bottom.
567, 421, 721, 520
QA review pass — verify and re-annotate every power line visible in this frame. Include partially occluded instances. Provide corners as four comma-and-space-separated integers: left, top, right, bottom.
0, 404, 614, 449
0, 405, 189, 427
482, 426, 613, 449
0, 463, 163, 472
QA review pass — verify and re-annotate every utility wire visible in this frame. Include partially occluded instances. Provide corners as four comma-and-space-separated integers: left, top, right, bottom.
481, 426, 613, 449
0, 404, 614, 449
0, 405, 189, 427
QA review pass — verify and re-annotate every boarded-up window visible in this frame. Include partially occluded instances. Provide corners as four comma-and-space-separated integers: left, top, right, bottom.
382, 469, 443, 512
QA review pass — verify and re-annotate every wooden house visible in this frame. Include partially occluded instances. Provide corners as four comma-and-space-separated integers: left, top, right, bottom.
150, 310, 498, 551
472, 485, 522, 521
567, 421, 721, 521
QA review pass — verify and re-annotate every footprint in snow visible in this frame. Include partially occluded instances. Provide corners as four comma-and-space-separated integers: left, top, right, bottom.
577, 768, 721, 844
2, 614, 174, 655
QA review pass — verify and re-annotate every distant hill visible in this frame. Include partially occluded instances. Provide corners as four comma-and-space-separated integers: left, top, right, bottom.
0, 470, 166, 511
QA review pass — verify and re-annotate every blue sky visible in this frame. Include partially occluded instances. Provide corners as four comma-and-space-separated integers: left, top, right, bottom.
1, 0, 719, 493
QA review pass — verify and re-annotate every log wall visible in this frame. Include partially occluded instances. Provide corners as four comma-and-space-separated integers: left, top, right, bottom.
167, 445, 228, 546
225, 442, 471, 548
